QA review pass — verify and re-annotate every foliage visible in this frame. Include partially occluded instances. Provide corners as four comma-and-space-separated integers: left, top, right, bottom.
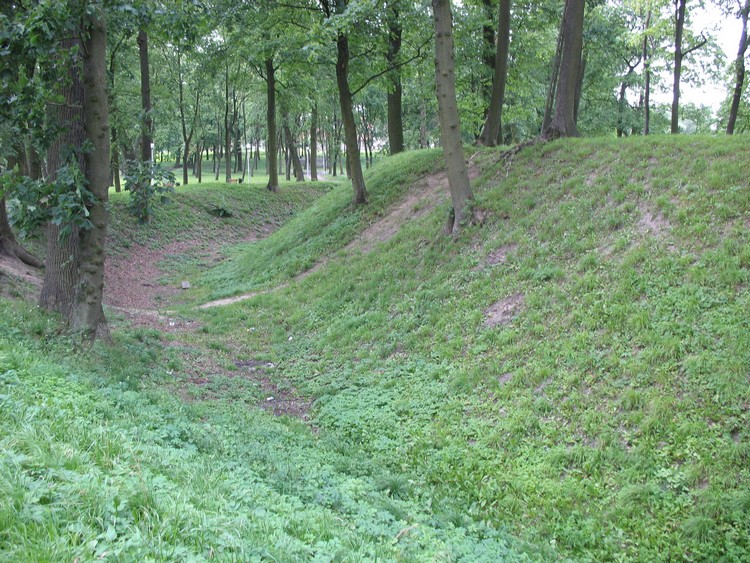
122, 160, 176, 224
1, 159, 96, 239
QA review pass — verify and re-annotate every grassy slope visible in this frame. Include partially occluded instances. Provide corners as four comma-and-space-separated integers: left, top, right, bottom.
196, 136, 750, 560
2, 136, 749, 561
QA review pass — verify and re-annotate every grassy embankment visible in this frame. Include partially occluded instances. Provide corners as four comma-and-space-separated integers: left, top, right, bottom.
2, 135, 749, 561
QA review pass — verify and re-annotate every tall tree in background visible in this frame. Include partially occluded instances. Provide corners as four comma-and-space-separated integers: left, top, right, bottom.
670, 0, 707, 133
432, 0, 473, 235
477, 0, 511, 146
265, 56, 279, 191
543, 0, 585, 138
727, 0, 750, 134
138, 28, 153, 161
386, 1, 405, 154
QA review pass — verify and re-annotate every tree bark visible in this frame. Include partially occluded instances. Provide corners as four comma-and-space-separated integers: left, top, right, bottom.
265, 57, 279, 192
335, 29, 368, 205
542, 6, 566, 134
432, 0, 473, 235
284, 120, 304, 182
138, 29, 152, 162
643, 10, 652, 135
40, 36, 85, 319
477, 0, 511, 147
671, 0, 686, 134
727, 0, 750, 134
72, 9, 110, 343
310, 103, 319, 180
224, 62, 232, 182
386, 2, 405, 154
543, 0, 585, 139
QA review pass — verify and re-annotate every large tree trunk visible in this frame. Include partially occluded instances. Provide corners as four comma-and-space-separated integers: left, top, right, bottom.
727, 0, 750, 134
386, 3, 405, 155
336, 31, 368, 205
432, 0, 473, 236
40, 34, 85, 318
477, 0, 511, 147
138, 29, 152, 162
265, 57, 279, 192
72, 10, 110, 343
543, 0, 585, 139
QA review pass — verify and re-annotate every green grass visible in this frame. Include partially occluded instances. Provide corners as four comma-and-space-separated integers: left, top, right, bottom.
3, 134, 750, 561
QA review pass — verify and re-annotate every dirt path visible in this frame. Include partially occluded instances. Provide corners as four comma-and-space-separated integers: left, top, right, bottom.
198, 166, 479, 309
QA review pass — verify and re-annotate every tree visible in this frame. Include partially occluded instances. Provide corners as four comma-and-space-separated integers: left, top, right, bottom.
670, 0, 707, 133
543, 0, 585, 139
39, 1, 111, 342
477, 0, 511, 146
386, 1, 405, 154
432, 0, 473, 235
727, 0, 750, 134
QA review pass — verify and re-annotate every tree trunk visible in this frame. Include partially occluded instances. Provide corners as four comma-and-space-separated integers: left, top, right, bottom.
310, 104, 319, 180
224, 63, 232, 182
481, 0, 496, 109
336, 31, 368, 205
265, 57, 279, 192
386, 2, 405, 154
543, 0, 585, 139
284, 121, 304, 182
477, 0, 511, 147
543, 6, 567, 134
432, 0, 473, 235
72, 9, 110, 343
643, 10, 652, 135
40, 37, 85, 319
0, 197, 42, 267
727, 0, 750, 134
671, 0, 686, 134
138, 29, 152, 162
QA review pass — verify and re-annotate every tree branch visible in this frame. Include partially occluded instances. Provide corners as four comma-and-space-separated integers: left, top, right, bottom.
350, 34, 432, 97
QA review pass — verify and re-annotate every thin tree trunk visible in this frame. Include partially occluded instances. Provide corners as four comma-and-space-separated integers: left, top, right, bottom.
727, 0, 750, 134
543, 0, 585, 139
478, 0, 511, 147
138, 29, 152, 162
284, 121, 304, 182
432, 0, 473, 235
224, 63, 232, 182
671, 0, 686, 134
643, 10, 652, 135
266, 57, 279, 192
310, 104, 319, 180
335, 30, 368, 205
386, 2, 405, 154
543, 5, 567, 133
72, 9, 110, 343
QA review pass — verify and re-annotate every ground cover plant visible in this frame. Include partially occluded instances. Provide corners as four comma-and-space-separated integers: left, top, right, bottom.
2, 135, 749, 561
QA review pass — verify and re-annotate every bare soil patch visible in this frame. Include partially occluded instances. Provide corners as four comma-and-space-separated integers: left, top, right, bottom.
637, 203, 670, 238
234, 360, 313, 420
484, 292, 525, 328
484, 243, 518, 267
348, 166, 480, 255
